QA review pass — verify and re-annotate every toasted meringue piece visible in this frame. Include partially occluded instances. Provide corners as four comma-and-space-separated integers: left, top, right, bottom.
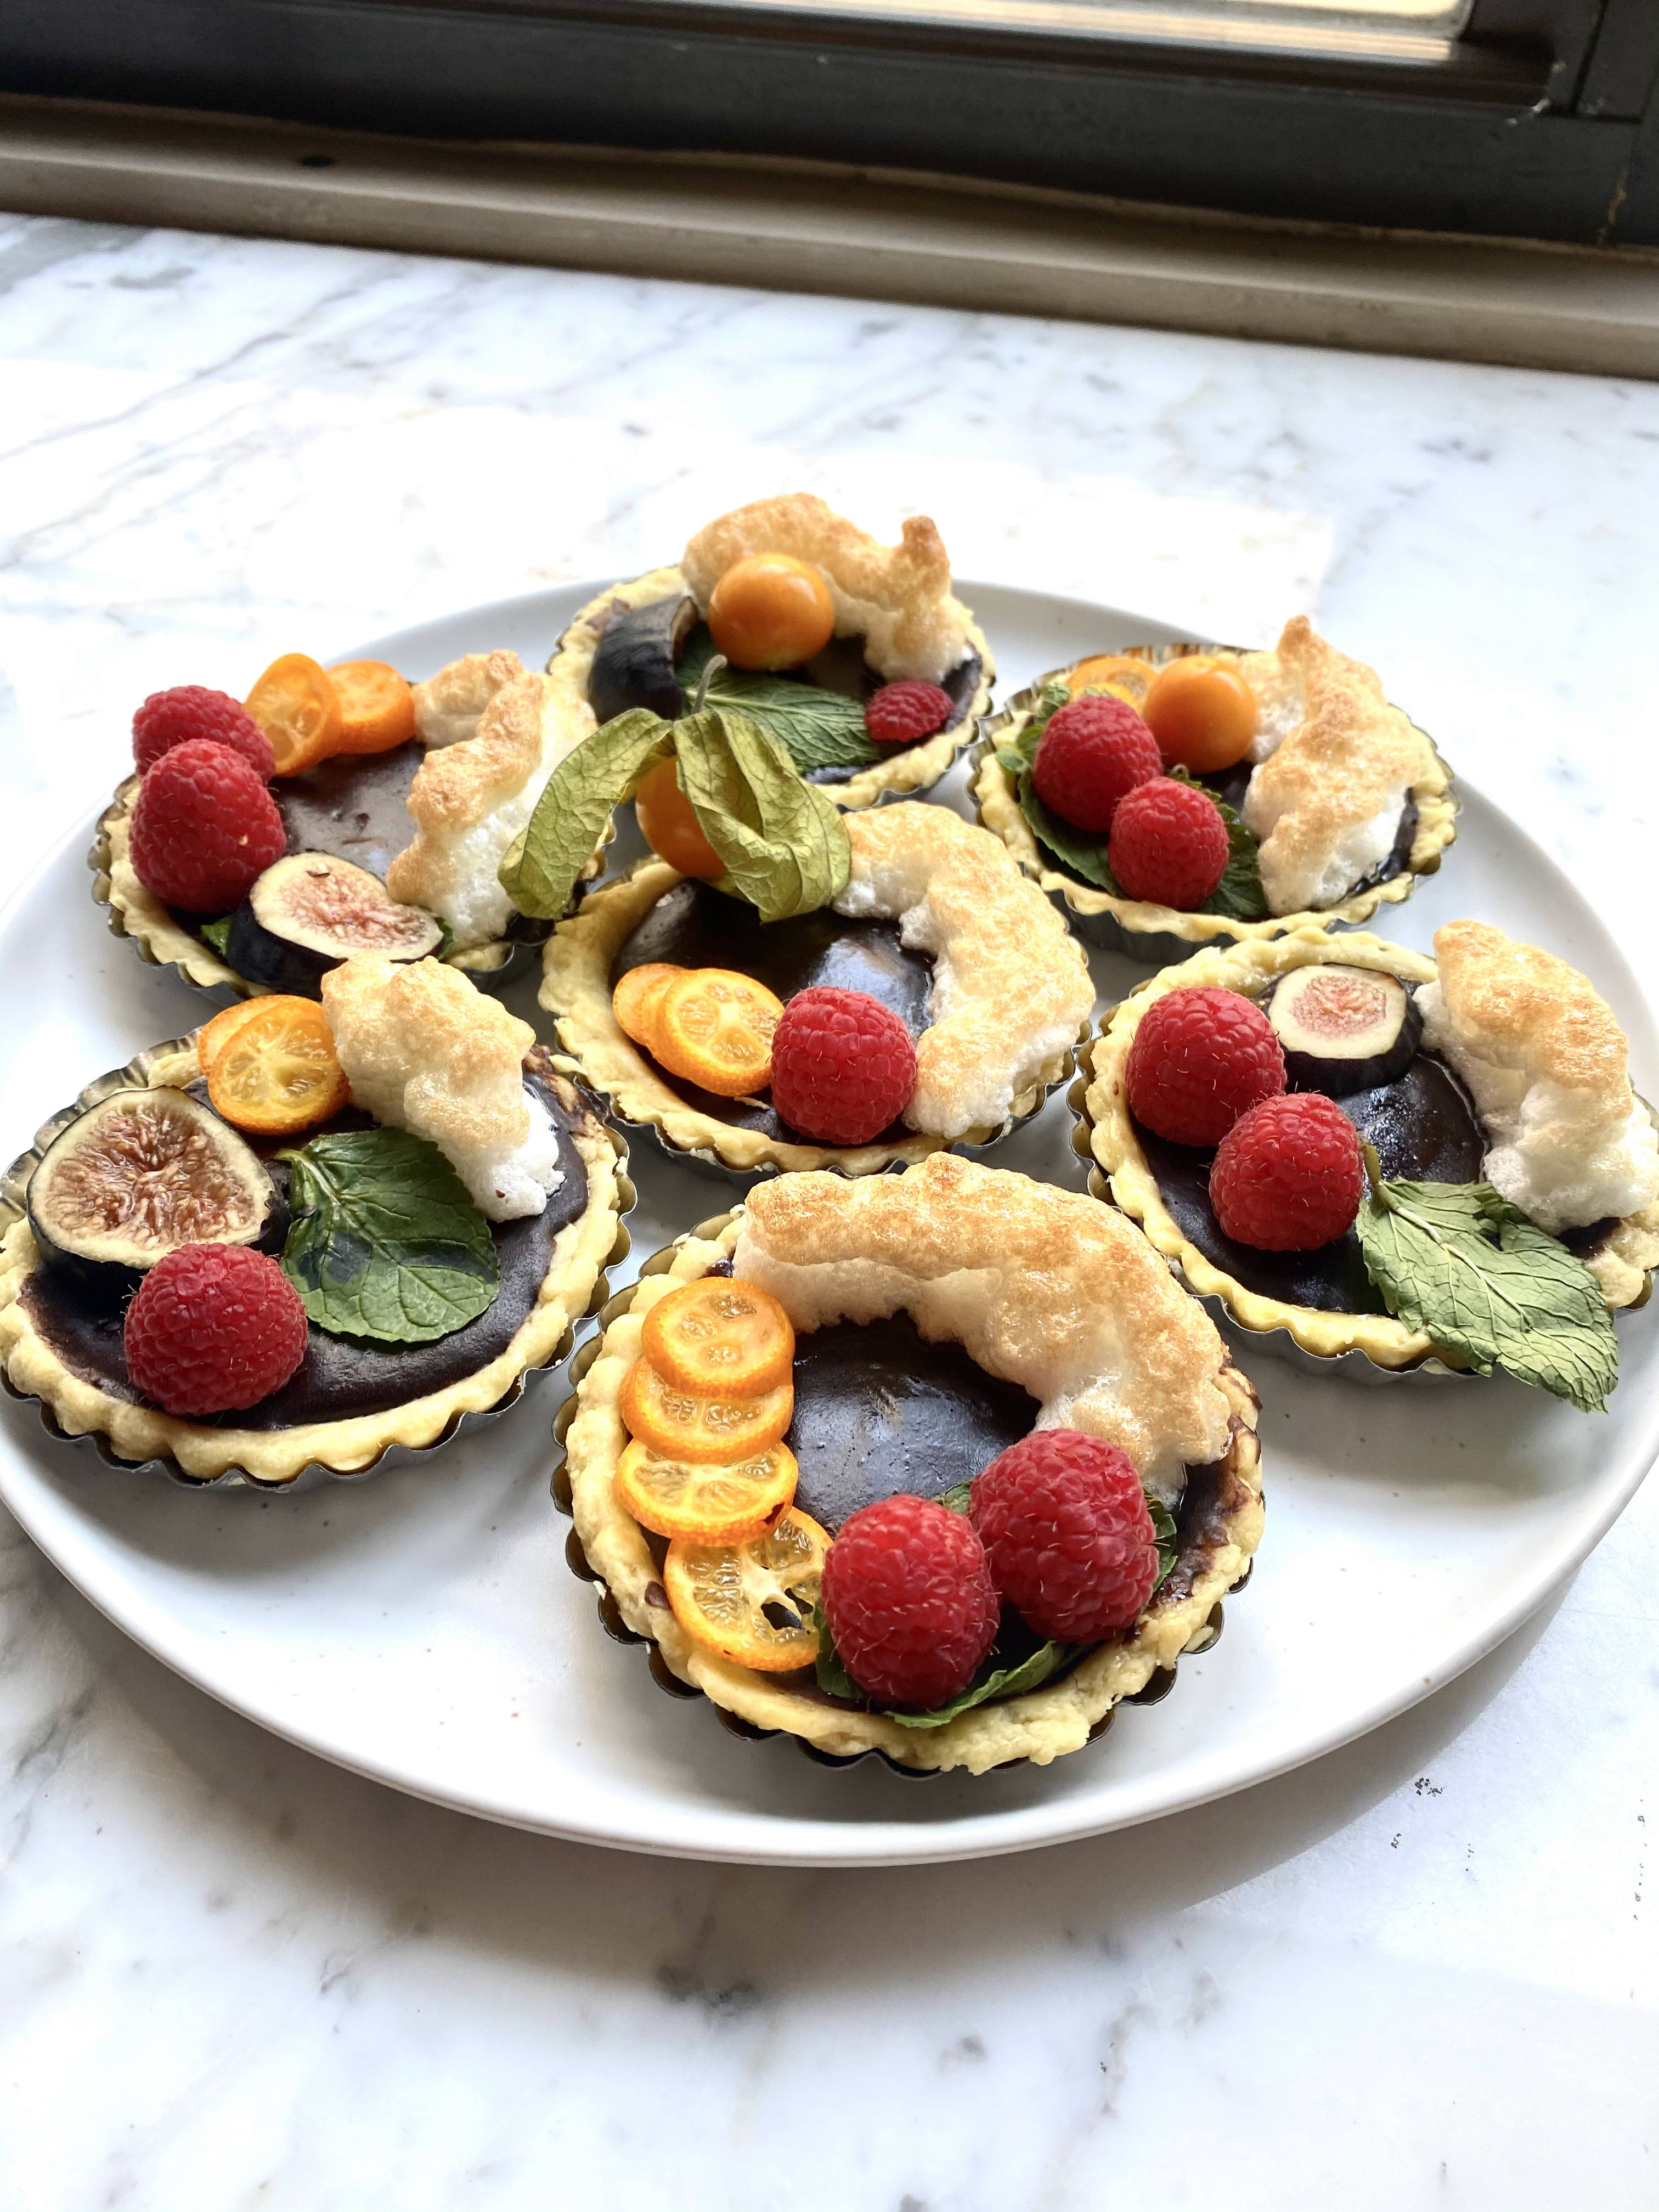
835, 805, 1094, 1138
1239, 619, 1435, 915
680, 493, 972, 685
388, 667, 596, 948
320, 954, 565, 1221
735, 1153, 1235, 1495
1417, 920, 1659, 1234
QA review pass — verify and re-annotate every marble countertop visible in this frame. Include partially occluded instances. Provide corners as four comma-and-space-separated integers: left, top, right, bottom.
1, 212, 1656, 2211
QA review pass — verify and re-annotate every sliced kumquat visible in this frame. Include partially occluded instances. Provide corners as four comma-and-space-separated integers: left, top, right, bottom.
653, 968, 782, 1098
196, 995, 275, 1076
327, 659, 417, 755
663, 1508, 830, 1671
642, 1276, 795, 1398
612, 962, 686, 1049
615, 1436, 798, 1545
206, 995, 351, 1136
1065, 654, 1156, 708
620, 1355, 792, 1464
244, 653, 344, 777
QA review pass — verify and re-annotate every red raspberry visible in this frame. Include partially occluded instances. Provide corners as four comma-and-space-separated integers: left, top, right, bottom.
970, 1430, 1158, 1643
821, 1493, 1000, 1708
1108, 777, 1229, 910
124, 1244, 308, 1416
127, 738, 286, 912
1125, 986, 1285, 1148
133, 686, 275, 780
864, 681, 954, 747
1031, 695, 1162, 833
769, 987, 916, 1146
1210, 1092, 1365, 1251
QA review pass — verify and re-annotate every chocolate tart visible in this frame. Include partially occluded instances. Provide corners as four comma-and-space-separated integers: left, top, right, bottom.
1076, 928, 1659, 1378
538, 803, 1097, 1177
551, 526, 993, 812
0, 1037, 634, 1488
972, 635, 1458, 967
554, 1156, 1263, 1778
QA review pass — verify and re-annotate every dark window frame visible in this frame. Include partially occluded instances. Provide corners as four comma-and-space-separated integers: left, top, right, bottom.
5, 0, 1659, 243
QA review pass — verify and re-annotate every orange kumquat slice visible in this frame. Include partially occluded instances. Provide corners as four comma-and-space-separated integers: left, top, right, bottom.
642, 1276, 795, 1398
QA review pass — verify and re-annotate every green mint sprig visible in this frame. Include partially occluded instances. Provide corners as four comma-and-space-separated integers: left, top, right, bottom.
678, 629, 879, 774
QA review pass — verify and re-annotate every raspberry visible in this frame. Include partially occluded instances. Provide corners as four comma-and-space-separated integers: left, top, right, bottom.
769, 987, 916, 1146
127, 738, 286, 912
1125, 986, 1285, 1148
133, 686, 275, 780
864, 681, 954, 747
1031, 695, 1162, 833
1108, 777, 1229, 910
970, 1430, 1158, 1643
821, 1493, 1000, 1708
124, 1244, 308, 1417
1210, 1092, 1365, 1251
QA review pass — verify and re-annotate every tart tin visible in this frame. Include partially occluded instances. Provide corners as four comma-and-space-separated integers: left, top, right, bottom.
0, 1032, 636, 1492
550, 567, 997, 814
970, 644, 1459, 967
88, 784, 606, 1005
540, 853, 1092, 1182
550, 1208, 1260, 1779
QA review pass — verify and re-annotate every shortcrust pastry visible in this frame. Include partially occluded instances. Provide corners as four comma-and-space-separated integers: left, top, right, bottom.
560, 1155, 1263, 1775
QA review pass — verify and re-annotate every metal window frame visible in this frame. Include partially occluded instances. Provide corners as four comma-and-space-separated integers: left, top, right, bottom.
4, 0, 1659, 242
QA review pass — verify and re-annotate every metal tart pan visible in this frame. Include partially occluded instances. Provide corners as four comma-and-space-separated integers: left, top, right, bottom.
549, 1209, 1253, 1779
87, 782, 609, 1005
0, 1033, 636, 1492
970, 646, 1457, 968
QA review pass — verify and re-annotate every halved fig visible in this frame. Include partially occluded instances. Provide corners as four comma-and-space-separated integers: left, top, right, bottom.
588, 594, 697, 725
27, 1088, 283, 1299
1266, 964, 1421, 1096
227, 854, 442, 995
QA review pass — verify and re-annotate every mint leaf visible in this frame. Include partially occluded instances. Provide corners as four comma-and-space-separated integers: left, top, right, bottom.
1017, 768, 1124, 892
500, 707, 673, 919
1167, 767, 1268, 922
679, 630, 878, 772
810, 1602, 865, 1703
674, 706, 851, 923
885, 1639, 1083, 1730
1149, 1497, 1180, 1593
281, 1127, 499, 1344
936, 1481, 973, 1514
200, 916, 233, 957
1355, 1155, 1618, 1412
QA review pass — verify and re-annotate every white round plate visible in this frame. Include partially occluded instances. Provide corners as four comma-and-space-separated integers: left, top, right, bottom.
2, 583, 1655, 1867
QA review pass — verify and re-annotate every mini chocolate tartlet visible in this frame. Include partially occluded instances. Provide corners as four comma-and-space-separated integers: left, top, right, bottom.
0, 959, 631, 1486
556, 1155, 1263, 1777
973, 623, 1458, 966
1080, 924, 1659, 1390
550, 494, 995, 810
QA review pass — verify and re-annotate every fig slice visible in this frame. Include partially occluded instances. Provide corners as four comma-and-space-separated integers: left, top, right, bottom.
228, 854, 443, 995
588, 594, 696, 726
27, 1088, 283, 1299
1266, 964, 1421, 1096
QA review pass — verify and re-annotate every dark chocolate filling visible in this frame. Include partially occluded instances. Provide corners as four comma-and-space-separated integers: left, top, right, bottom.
20, 1068, 592, 1432
757, 1311, 1243, 1709
1137, 1049, 1488, 1311
611, 879, 932, 1141
273, 742, 424, 884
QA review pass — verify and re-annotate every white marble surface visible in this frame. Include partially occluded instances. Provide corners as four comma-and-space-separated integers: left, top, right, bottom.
1, 213, 1657, 2210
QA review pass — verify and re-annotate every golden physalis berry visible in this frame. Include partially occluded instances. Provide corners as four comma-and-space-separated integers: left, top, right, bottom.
707, 553, 836, 672
619, 1355, 793, 1464
244, 653, 344, 777
653, 968, 782, 1097
1143, 658, 1257, 774
206, 996, 350, 1136
614, 1436, 798, 1545
663, 1507, 830, 1671
612, 962, 687, 1051
328, 660, 417, 755
642, 1276, 795, 1398
1065, 654, 1156, 709
633, 755, 724, 879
